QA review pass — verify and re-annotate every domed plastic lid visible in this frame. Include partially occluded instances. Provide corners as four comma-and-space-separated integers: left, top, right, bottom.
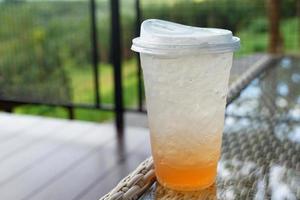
132, 19, 240, 56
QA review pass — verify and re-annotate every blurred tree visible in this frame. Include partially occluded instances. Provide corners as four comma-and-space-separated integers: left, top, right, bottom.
0, 2, 73, 104
297, 0, 300, 47
3, 0, 23, 3
267, 0, 283, 53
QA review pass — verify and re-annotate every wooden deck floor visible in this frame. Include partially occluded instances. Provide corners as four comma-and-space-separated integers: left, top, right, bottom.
0, 112, 151, 200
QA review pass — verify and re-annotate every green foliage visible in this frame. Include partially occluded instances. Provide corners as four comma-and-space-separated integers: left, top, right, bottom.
0, 3, 72, 103
247, 18, 268, 34
142, 0, 264, 33
15, 59, 140, 122
281, 18, 299, 53
235, 18, 298, 56
15, 105, 68, 118
281, 0, 298, 18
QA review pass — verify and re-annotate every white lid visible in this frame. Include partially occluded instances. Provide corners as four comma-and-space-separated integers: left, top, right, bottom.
132, 19, 240, 56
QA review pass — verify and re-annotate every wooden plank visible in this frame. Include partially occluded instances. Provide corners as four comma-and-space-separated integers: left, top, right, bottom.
0, 113, 42, 128
24, 127, 150, 200
74, 154, 150, 200
0, 122, 100, 184
0, 119, 67, 161
0, 124, 114, 200
25, 144, 121, 200
0, 113, 42, 141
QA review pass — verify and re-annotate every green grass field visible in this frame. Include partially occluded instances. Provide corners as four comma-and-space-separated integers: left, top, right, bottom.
15, 59, 141, 122
236, 18, 299, 56
14, 18, 300, 122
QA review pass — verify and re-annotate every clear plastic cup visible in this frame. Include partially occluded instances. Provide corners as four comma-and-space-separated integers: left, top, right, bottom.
132, 19, 240, 191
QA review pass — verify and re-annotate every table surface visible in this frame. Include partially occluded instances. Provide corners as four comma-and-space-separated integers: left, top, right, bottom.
0, 114, 151, 200
140, 56, 300, 200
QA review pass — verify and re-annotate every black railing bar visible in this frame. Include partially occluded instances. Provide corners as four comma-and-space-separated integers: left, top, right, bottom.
135, 0, 143, 111
0, 99, 114, 112
110, 0, 124, 136
90, 0, 101, 108
0, 97, 147, 113
66, 106, 74, 119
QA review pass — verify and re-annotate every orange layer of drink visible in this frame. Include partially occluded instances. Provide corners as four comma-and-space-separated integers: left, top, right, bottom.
151, 132, 221, 191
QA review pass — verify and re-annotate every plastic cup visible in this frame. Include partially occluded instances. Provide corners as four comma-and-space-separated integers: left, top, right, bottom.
132, 19, 240, 191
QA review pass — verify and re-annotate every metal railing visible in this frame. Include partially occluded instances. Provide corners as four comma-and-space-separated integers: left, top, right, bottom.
0, 0, 144, 136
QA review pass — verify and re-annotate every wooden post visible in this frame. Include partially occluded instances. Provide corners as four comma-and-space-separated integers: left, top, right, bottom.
267, 0, 282, 54
297, 0, 300, 47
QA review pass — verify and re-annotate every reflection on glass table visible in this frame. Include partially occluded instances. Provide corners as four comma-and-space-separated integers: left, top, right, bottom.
226, 56, 300, 123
